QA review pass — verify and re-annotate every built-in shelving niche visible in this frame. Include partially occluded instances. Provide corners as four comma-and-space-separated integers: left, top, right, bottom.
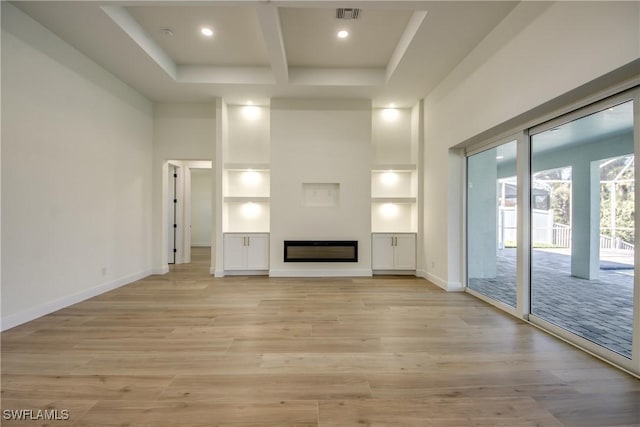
371, 165, 417, 233
223, 166, 270, 233
370, 106, 419, 234
222, 103, 270, 234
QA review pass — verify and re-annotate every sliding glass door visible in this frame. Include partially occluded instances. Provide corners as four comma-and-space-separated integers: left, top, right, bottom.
465, 88, 639, 374
467, 139, 518, 308
531, 99, 635, 359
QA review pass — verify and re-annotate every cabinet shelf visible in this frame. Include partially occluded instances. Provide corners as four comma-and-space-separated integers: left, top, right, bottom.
224, 196, 270, 203
224, 163, 270, 171
371, 197, 416, 204
372, 164, 416, 172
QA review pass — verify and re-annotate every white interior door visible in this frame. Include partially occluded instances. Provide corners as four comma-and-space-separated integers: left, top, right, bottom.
167, 165, 177, 264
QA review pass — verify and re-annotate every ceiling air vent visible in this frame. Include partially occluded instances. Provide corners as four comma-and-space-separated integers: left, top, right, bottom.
336, 8, 360, 20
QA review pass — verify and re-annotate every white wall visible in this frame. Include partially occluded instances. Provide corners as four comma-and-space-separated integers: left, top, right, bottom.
225, 105, 270, 164
190, 168, 213, 246
422, 1, 640, 290
152, 103, 215, 271
1, 3, 154, 328
270, 99, 372, 276
1, 2, 4, 313
372, 108, 413, 165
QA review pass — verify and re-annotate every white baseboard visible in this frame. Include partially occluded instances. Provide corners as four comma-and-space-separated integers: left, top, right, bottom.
416, 269, 428, 280
419, 271, 464, 292
212, 268, 224, 277
269, 269, 372, 278
1, 269, 152, 331
372, 270, 416, 276
191, 243, 211, 247
425, 271, 448, 290
224, 270, 269, 276
151, 266, 169, 275
447, 281, 465, 291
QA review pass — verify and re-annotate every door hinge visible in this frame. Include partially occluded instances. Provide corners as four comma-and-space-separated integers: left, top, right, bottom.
173, 199, 177, 203
174, 173, 178, 178
173, 224, 177, 228
173, 248, 177, 253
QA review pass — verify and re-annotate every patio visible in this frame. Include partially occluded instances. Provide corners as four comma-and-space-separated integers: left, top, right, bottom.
468, 248, 634, 358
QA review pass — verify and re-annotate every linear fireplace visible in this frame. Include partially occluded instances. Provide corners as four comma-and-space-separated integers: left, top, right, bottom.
284, 240, 358, 262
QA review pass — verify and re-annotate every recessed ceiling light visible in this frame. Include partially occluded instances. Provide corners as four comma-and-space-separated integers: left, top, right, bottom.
161, 28, 174, 37
496, 155, 504, 160
337, 30, 349, 39
200, 27, 214, 37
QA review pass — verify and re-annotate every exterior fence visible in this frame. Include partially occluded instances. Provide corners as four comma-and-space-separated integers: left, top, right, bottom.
600, 234, 635, 251
552, 223, 571, 248
499, 207, 634, 251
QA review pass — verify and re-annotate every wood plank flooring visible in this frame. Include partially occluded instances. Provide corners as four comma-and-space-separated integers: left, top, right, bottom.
2, 248, 639, 426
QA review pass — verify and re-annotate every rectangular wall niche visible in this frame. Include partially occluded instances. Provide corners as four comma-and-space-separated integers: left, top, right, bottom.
284, 240, 358, 262
302, 183, 339, 207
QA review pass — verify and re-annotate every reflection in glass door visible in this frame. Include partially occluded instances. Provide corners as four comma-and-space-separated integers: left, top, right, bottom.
531, 100, 635, 358
467, 140, 518, 307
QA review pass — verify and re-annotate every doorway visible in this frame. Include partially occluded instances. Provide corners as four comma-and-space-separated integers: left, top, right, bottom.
190, 168, 213, 250
164, 160, 213, 268
167, 164, 178, 264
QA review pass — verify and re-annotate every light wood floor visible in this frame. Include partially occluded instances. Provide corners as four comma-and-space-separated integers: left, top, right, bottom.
2, 248, 639, 426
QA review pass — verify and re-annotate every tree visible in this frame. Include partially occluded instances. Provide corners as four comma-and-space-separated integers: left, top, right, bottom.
600, 155, 634, 245
533, 166, 571, 226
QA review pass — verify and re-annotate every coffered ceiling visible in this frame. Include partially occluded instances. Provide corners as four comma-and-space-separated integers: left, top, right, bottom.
10, 1, 519, 106
128, 5, 271, 67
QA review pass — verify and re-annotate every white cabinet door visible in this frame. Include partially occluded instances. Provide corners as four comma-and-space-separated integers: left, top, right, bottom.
246, 234, 269, 270
223, 234, 246, 270
394, 234, 416, 270
372, 234, 395, 270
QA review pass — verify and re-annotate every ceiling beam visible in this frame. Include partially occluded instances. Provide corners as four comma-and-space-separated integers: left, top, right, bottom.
102, 1, 431, 9
101, 6, 177, 80
256, 4, 289, 84
385, 10, 427, 83
268, 1, 432, 10
289, 68, 385, 86
178, 66, 274, 84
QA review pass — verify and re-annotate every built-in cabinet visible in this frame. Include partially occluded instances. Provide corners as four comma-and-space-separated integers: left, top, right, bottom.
370, 105, 420, 274
372, 233, 416, 271
221, 104, 270, 274
223, 233, 269, 271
